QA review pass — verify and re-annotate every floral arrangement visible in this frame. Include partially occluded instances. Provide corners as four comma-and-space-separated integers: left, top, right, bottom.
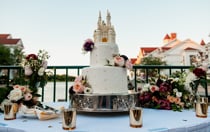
69, 76, 92, 95
185, 64, 208, 98
107, 54, 133, 70
139, 72, 194, 111
82, 39, 94, 54
21, 50, 50, 90
0, 50, 50, 112
0, 85, 39, 111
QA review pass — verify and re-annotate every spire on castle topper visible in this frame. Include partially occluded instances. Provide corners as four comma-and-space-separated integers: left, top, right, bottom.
94, 10, 116, 43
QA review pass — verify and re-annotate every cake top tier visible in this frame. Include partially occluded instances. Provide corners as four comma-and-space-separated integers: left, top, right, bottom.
93, 10, 116, 44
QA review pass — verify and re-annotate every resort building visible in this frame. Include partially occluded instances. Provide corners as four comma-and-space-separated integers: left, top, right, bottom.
0, 34, 24, 52
135, 33, 210, 66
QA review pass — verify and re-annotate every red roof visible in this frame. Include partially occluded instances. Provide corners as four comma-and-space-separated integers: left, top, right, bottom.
0, 39, 20, 45
184, 47, 197, 50
161, 47, 171, 51
200, 39, 205, 46
0, 34, 11, 39
163, 34, 170, 40
141, 47, 157, 53
130, 58, 137, 64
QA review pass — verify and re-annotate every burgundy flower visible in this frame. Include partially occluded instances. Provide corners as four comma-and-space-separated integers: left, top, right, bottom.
158, 99, 171, 110
26, 54, 38, 60
139, 92, 152, 103
193, 67, 206, 77
159, 82, 172, 93
83, 39, 94, 52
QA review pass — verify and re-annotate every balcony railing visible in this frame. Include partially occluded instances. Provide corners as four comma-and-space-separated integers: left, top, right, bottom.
0, 65, 209, 102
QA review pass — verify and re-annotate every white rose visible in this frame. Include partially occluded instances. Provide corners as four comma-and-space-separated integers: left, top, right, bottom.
142, 84, 150, 92
176, 92, 182, 98
38, 67, 45, 76
7, 89, 23, 102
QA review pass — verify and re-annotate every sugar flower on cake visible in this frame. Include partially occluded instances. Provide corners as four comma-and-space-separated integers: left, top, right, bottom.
82, 39, 95, 54
107, 54, 133, 70
69, 76, 92, 94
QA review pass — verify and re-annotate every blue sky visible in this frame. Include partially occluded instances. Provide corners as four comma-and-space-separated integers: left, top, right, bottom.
0, 0, 210, 66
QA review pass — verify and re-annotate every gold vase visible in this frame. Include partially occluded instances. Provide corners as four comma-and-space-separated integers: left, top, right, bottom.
195, 97, 208, 118
4, 103, 18, 120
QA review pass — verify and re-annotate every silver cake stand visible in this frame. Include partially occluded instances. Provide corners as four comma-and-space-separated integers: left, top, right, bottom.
70, 91, 140, 112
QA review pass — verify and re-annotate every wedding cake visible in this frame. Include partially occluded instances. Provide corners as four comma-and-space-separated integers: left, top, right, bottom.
70, 11, 132, 96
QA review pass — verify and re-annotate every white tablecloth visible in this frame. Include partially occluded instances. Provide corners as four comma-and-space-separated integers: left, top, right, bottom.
1, 102, 210, 132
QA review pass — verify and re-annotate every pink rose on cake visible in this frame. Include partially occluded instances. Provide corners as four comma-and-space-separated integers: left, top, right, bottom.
114, 55, 125, 67
69, 76, 92, 94
73, 82, 85, 93
107, 54, 133, 70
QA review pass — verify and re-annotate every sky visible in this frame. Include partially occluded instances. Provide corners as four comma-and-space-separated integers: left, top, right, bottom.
0, 0, 210, 66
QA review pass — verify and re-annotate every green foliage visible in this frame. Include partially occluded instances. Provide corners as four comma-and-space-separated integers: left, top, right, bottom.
0, 45, 24, 65
0, 45, 14, 65
0, 86, 13, 104
140, 56, 166, 77
141, 56, 166, 65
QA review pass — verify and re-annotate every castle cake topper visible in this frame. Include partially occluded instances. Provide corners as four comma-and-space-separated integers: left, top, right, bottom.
94, 10, 116, 43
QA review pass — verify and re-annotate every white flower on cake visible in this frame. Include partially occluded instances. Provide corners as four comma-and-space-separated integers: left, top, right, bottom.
84, 87, 93, 94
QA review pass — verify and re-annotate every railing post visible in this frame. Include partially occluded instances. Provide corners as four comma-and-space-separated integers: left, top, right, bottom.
134, 68, 137, 91
65, 68, 68, 101
53, 68, 56, 102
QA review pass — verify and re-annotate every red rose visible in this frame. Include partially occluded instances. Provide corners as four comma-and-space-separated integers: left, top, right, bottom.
26, 54, 38, 60
193, 67, 206, 77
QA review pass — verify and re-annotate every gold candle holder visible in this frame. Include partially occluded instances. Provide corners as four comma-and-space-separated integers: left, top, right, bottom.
129, 107, 143, 128
195, 97, 208, 118
4, 103, 17, 120
62, 108, 76, 130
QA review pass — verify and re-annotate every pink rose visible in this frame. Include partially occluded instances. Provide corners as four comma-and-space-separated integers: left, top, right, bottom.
150, 85, 159, 93
74, 76, 83, 82
24, 66, 33, 76
125, 60, 133, 70
73, 82, 84, 93
24, 92, 33, 101
42, 60, 48, 69
114, 56, 125, 67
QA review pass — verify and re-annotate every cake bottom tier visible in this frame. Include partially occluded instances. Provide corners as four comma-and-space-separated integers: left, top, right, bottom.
70, 92, 140, 112
81, 66, 128, 94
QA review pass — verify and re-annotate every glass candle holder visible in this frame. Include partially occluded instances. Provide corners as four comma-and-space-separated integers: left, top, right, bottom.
62, 108, 77, 130
129, 107, 143, 128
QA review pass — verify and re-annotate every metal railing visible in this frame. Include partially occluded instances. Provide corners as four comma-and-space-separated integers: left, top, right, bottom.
0, 65, 209, 102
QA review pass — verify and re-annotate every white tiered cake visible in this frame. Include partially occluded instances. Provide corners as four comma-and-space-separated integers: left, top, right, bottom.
82, 11, 129, 94
70, 11, 137, 112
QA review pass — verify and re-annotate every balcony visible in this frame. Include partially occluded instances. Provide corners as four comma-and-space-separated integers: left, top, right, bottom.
0, 65, 209, 102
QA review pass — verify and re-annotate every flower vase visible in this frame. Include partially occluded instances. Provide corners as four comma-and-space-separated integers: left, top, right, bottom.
4, 103, 18, 120
195, 97, 208, 118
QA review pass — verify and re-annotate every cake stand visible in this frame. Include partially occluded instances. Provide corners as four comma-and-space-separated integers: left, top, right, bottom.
70, 92, 140, 112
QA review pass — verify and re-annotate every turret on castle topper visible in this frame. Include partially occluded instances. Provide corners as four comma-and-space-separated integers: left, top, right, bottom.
93, 10, 116, 43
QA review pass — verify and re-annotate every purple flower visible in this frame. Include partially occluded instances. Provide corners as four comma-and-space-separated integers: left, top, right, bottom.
83, 39, 94, 52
